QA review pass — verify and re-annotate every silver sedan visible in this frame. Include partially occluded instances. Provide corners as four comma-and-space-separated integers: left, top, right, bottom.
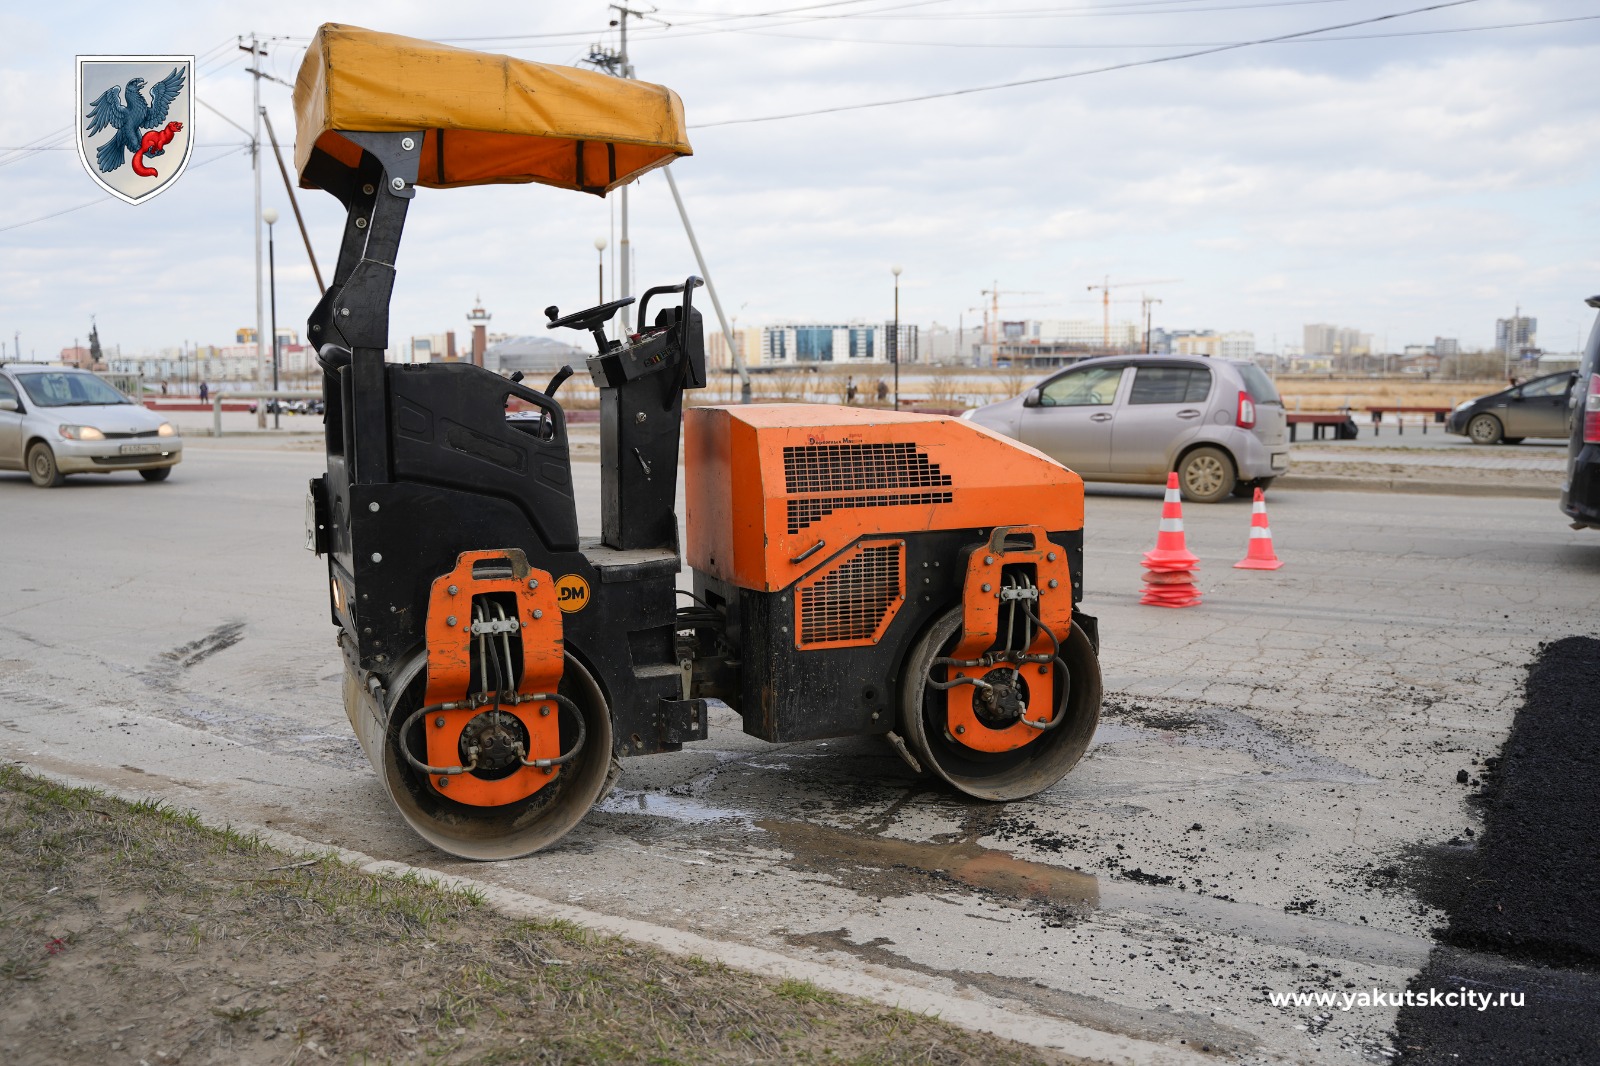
0, 367, 182, 487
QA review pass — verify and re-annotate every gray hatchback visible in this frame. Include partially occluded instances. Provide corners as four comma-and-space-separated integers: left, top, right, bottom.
964, 355, 1289, 502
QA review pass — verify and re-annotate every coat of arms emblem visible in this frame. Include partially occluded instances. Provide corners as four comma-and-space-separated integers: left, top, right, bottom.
76, 55, 194, 205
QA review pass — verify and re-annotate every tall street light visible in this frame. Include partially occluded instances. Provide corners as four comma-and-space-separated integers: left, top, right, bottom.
263, 207, 280, 429
891, 265, 903, 410
594, 236, 608, 305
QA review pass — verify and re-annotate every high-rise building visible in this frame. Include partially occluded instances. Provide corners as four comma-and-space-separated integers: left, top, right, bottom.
1495, 315, 1537, 356
1434, 337, 1459, 359
1303, 324, 1372, 357
761, 322, 916, 365
707, 326, 763, 369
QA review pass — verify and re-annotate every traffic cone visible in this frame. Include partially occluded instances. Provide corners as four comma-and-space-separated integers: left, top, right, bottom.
1233, 488, 1283, 571
1141, 472, 1201, 608
1142, 473, 1198, 571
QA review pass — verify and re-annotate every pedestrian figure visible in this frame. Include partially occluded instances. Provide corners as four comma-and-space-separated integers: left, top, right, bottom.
846, 375, 857, 404
161, 381, 168, 396
199, 381, 209, 402
876, 379, 889, 404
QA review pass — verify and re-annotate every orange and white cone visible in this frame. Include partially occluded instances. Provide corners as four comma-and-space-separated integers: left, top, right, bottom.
1141, 472, 1201, 608
1142, 473, 1199, 571
1233, 488, 1283, 570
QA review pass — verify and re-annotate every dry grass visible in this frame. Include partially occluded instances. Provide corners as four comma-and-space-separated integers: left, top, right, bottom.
1272, 377, 1506, 413
0, 765, 1072, 1066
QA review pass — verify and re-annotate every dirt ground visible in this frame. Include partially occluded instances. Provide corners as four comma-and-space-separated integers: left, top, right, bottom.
1267, 377, 1507, 414
0, 765, 1072, 1066
1284, 459, 1562, 491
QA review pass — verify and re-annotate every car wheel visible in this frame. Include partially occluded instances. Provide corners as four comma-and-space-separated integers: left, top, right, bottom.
27, 443, 64, 488
1467, 413, 1503, 445
1177, 446, 1235, 504
139, 467, 171, 482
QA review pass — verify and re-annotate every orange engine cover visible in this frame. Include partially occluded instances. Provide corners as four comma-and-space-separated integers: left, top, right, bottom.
684, 404, 1084, 593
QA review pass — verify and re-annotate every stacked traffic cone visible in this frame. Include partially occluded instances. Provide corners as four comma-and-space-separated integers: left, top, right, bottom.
1233, 488, 1283, 570
1140, 473, 1201, 608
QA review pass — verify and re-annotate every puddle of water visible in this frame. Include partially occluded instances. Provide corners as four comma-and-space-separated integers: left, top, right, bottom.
758, 818, 1099, 914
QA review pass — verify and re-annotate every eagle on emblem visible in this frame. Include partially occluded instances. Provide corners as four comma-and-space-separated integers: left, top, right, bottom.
84, 66, 187, 176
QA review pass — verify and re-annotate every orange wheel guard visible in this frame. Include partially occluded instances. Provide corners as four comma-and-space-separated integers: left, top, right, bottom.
412, 549, 567, 806
941, 525, 1075, 754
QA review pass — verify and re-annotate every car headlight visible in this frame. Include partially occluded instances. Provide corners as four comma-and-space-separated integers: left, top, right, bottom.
58, 425, 105, 441
158, 422, 177, 437
1453, 401, 1473, 412
959, 408, 976, 421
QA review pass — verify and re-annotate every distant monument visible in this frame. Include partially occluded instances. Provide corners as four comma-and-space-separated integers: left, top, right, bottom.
88, 318, 104, 370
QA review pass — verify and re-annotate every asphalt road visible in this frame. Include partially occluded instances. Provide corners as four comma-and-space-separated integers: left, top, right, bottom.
2, 439, 1598, 1064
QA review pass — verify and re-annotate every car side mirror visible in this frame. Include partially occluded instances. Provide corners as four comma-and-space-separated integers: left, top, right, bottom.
0, 398, 17, 413
1022, 387, 1042, 408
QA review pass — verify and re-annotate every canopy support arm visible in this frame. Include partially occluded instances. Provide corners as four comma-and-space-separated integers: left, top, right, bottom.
302, 131, 423, 485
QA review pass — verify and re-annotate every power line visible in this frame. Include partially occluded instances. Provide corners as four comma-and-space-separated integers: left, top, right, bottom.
690, 0, 1485, 127
719, 11, 1600, 48
0, 145, 249, 237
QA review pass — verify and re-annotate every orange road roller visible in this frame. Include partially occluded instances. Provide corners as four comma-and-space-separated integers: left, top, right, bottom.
296, 25, 1101, 859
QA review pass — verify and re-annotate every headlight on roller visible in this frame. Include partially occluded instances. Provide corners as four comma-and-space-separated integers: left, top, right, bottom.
58, 425, 105, 441
157, 422, 177, 437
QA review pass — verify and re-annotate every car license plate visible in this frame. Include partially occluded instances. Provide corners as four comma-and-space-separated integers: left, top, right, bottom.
119, 443, 162, 455
1270, 452, 1289, 471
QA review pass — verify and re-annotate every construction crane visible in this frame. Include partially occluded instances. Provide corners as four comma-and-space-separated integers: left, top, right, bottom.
1086, 277, 1179, 351
980, 283, 1044, 366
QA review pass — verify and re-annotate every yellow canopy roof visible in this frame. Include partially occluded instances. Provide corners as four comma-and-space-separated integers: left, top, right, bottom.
293, 24, 691, 195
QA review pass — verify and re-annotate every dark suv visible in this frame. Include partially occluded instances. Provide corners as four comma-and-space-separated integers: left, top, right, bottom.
1561, 296, 1600, 528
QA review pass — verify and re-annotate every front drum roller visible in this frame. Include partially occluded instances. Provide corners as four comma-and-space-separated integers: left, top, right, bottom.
898, 606, 1100, 801
358, 651, 618, 860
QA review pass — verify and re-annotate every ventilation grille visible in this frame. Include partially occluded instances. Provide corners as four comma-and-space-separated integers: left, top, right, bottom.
788, 491, 954, 535
798, 542, 903, 648
783, 442, 952, 494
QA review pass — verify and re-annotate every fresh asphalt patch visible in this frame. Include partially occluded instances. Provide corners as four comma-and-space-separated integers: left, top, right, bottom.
1395, 636, 1600, 1063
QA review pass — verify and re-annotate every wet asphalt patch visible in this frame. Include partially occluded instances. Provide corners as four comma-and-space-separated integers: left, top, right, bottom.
1395, 636, 1600, 1063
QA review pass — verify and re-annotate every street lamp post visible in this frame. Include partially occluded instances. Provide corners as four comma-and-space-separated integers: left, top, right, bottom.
263, 207, 280, 429
595, 236, 608, 305
891, 265, 902, 410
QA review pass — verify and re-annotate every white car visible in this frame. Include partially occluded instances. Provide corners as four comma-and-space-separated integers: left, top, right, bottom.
0, 365, 182, 487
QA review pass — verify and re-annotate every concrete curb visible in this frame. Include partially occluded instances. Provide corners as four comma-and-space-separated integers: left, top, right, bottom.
1276, 474, 1558, 499
13, 761, 1210, 1066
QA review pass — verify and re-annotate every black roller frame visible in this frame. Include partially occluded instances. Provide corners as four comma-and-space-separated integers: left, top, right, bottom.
304, 132, 707, 759
689, 528, 1095, 744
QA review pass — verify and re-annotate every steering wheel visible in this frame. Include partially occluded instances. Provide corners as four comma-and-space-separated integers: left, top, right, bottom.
545, 297, 634, 332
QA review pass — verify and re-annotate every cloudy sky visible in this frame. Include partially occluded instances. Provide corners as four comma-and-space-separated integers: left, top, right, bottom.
1, 0, 1597, 359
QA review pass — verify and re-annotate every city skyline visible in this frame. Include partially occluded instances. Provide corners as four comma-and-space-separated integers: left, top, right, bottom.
3, 2, 1597, 362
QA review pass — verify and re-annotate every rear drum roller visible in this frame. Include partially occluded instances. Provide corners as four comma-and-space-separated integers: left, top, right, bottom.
363, 651, 618, 860
898, 606, 1100, 801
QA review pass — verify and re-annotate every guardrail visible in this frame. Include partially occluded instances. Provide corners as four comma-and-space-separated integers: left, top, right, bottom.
205, 390, 321, 437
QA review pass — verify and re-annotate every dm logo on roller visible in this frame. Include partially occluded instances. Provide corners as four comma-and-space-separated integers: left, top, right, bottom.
76, 55, 194, 205
555, 574, 591, 613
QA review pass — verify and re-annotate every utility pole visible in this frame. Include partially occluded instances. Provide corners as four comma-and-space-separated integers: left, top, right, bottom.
1141, 294, 1162, 353
591, 7, 752, 400
241, 33, 267, 413
891, 265, 902, 410
599, 4, 668, 333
